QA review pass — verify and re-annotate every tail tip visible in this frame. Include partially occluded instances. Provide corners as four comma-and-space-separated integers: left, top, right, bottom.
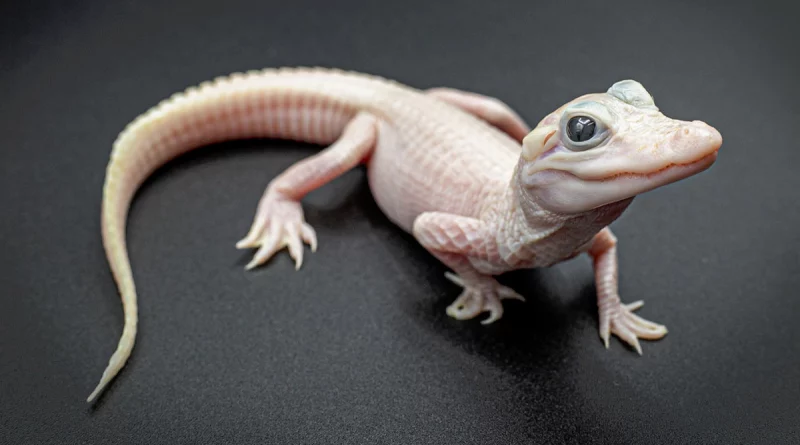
86, 383, 105, 403
86, 369, 114, 403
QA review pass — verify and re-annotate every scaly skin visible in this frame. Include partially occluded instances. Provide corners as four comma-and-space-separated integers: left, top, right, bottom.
88, 67, 722, 402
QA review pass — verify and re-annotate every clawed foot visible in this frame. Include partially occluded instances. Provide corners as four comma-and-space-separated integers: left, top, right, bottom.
600, 299, 668, 354
444, 272, 525, 325
236, 193, 317, 270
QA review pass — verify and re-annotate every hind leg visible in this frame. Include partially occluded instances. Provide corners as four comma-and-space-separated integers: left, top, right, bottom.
426, 87, 531, 142
237, 112, 377, 269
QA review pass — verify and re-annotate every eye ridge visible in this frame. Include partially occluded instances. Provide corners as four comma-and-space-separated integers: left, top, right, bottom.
566, 116, 596, 143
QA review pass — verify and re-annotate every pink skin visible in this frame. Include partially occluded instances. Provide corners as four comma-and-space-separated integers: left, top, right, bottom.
235, 112, 378, 269
516, 82, 722, 353
425, 87, 531, 142
90, 69, 721, 402
589, 228, 670, 354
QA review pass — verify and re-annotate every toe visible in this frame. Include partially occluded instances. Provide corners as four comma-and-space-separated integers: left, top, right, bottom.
245, 225, 281, 270
300, 223, 317, 252
614, 322, 643, 355
625, 300, 645, 311
285, 224, 304, 270
599, 314, 611, 348
237, 217, 268, 249
481, 311, 502, 325
624, 310, 668, 338
480, 299, 504, 325
443, 272, 465, 287
446, 291, 483, 320
627, 316, 668, 340
497, 286, 525, 302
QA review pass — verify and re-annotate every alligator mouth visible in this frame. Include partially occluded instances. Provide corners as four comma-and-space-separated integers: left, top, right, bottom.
595, 150, 719, 183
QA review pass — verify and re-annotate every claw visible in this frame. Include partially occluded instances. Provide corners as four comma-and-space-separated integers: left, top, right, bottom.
245, 225, 281, 270
630, 316, 663, 332
481, 312, 502, 325
301, 223, 317, 252
480, 303, 504, 325
599, 313, 611, 348
599, 296, 667, 354
444, 271, 464, 287
600, 328, 611, 349
238, 194, 318, 271
614, 322, 643, 355
285, 224, 304, 270
444, 271, 523, 324
497, 286, 525, 302
236, 217, 268, 249
625, 300, 644, 311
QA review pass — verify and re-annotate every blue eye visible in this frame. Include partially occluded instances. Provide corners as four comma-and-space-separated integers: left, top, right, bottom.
566, 116, 596, 143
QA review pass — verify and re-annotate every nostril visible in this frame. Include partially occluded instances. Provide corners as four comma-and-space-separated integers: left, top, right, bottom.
674, 122, 722, 153
686, 121, 722, 145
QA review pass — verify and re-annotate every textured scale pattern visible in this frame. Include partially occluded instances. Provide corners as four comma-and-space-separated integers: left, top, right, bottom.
88, 67, 722, 403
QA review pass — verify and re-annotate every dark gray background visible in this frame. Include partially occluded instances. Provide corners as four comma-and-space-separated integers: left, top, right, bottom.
1, 0, 798, 443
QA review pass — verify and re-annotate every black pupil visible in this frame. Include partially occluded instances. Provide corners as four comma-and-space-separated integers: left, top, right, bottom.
566, 116, 596, 142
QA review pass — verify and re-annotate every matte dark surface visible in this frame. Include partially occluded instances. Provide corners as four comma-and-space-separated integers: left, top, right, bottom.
2, 0, 799, 443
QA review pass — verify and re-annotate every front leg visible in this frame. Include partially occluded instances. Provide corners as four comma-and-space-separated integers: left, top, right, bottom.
588, 228, 668, 354
413, 212, 524, 325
